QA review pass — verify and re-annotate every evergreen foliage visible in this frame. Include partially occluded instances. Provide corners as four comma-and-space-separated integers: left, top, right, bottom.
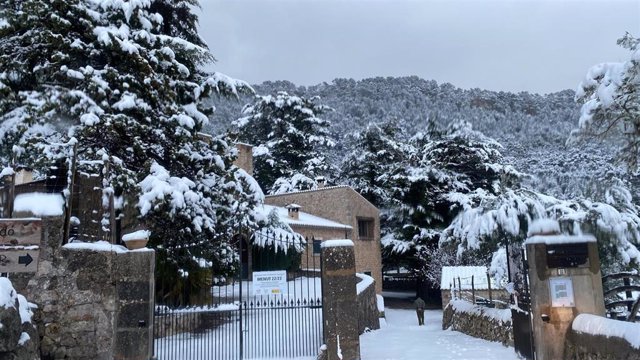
572, 32, 640, 172
209, 76, 618, 201
0, 0, 258, 303
340, 119, 408, 208
233, 92, 335, 194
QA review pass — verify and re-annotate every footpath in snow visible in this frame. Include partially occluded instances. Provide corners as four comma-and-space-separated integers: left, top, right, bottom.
360, 308, 518, 360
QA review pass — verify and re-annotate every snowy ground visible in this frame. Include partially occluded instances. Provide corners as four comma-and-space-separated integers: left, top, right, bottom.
156, 307, 519, 360
361, 308, 518, 360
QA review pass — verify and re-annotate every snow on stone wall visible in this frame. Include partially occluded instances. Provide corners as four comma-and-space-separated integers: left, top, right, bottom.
565, 314, 640, 359
356, 273, 380, 335
442, 300, 513, 347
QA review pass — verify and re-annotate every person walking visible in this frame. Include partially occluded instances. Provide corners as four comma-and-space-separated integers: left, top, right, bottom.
414, 297, 426, 325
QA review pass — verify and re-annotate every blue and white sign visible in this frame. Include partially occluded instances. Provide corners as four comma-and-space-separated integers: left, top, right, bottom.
252, 270, 288, 296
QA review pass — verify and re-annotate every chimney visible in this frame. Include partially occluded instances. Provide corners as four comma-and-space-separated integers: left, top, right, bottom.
316, 176, 326, 189
14, 167, 33, 185
286, 203, 301, 220
233, 143, 254, 176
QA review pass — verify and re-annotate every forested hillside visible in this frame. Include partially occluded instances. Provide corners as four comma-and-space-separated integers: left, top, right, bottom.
207, 76, 623, 200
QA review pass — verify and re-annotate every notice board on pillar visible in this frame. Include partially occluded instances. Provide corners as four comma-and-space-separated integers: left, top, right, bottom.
549, 277, 575, 307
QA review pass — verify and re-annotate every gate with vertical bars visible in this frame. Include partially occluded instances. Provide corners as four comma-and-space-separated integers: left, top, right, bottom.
153, 232, 324, 360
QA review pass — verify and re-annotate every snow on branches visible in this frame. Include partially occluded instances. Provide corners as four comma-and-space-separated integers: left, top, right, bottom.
0, 0, 262, 279
234, 91, 335, 194
571, 33, 640, 172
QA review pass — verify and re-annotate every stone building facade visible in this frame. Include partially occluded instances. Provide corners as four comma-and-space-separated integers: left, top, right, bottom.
265, 186, 382, 293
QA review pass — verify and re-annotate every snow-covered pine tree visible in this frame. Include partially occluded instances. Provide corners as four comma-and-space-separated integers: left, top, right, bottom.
441, 184, 640, 277
340, 119, 408, 208
0, 0, 257, 303
571, 32, 640, 172
382, 121, 522, 282
234, 91, 335, 194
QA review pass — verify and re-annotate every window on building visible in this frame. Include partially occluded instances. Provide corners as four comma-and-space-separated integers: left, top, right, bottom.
313, 239, 322, 255
358, 218, 374, 240
364, 271, 372, 276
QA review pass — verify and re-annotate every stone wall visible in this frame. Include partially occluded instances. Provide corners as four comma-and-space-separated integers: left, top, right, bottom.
356, 273, 380, 334
564, 315, 640, 360
442, 300, 513, 347
15, 216, 154, 360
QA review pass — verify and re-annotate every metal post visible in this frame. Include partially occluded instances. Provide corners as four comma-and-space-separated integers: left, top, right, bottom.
471, 275, 475, 304
487, 272, 493, 305
239, 229, 244, 360
505, 238, 512, 283
8, 155, 15, 218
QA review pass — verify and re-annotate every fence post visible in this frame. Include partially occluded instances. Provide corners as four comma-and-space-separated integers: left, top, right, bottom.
471, 276, 475, 304
457, 277, 462, 300
8, 159, 15, 218
487, 272, 493, 305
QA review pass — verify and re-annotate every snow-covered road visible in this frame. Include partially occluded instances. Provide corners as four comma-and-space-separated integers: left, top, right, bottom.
360, 309, 519, 360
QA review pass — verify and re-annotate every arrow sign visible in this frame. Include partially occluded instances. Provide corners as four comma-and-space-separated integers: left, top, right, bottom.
18, 253, 33, 267
0, 249, 39, 273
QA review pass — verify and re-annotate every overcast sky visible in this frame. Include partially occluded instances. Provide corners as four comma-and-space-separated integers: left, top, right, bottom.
198, 0, 640, 94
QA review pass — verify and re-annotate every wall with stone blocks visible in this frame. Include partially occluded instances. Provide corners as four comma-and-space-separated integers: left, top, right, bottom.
564, 319, 640, 360
13, 216, 154, 360
442, 300, 513, 347
356, 275, 380, 334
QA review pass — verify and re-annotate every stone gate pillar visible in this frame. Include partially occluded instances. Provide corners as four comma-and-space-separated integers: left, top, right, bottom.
321, 240, 360, 360
526, 231, 605, 360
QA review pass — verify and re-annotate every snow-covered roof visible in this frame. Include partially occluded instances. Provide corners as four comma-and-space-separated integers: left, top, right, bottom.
441, 266, 490, 290
525, 234, 596, 245
14, 193, 64, 216
265, 185, 351, 197
259, 205, 352, 230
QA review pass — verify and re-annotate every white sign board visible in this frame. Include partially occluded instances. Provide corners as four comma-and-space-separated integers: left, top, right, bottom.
549, 277, 575, 307
253, 270, 288, 296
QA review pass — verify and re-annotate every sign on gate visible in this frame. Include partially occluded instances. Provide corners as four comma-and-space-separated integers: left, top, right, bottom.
252, 270, 287, 296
